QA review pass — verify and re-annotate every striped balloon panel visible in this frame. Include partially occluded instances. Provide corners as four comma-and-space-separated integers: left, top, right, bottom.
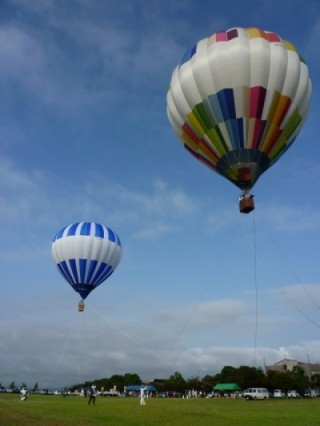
52, 222, 121, 246
56, 259, 114, 299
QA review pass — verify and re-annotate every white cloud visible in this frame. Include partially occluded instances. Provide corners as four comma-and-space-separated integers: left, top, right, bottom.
0, 156, 51, 232
2, 310, 320, 388
0, 155, 200, 258
0, 1, 188, 116
78, 176, 199, 239
131, 222, 174, 240
276, 284, 320, 306
206, 209, 237, 234
261, 204, 320, 233
1, 285, 320, 388
0, 26, 44, 79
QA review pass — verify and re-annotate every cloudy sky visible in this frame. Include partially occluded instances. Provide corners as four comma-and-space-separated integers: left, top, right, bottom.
1, 0, 320, 390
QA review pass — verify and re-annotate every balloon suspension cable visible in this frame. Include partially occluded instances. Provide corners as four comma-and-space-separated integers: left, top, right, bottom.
236, 205, 259, 366
78, 300, 85, 312
253, 211, 258, 367
239, 190, 255, 214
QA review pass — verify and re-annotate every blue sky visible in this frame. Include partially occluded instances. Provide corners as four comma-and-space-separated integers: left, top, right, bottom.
1, 0, 320, 390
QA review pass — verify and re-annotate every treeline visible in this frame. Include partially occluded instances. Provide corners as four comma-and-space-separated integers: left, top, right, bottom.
0, 381, 39, 392
70, 365, 320, 394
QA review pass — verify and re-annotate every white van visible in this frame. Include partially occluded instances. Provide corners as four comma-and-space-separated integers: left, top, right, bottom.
243, 388, 269, 400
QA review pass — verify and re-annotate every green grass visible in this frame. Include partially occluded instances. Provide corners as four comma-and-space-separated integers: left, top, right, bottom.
1, 394, 320, 426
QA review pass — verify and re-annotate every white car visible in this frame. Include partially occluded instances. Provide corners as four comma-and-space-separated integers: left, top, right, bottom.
287, 390, 300, 398
273, 389, 286, 398
243, 388, 269, 400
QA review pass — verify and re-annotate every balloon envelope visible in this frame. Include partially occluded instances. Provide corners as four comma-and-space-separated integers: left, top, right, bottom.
167, 27, 312, 191
52, 222, 122, 300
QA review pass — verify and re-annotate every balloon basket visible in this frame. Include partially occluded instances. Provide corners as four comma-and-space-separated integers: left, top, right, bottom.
78, 301, 85, 312
239, 196, 255, 214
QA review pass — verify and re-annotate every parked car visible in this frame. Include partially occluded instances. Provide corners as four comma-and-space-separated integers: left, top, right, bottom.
273, 389, 286, 398
287, 390, 300, 398
157, 391, 182, 398
243, 388, 269, 400
302, 389, 317, 398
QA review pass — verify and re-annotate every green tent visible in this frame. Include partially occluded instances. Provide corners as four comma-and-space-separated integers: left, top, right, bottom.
213, 383, 241, 391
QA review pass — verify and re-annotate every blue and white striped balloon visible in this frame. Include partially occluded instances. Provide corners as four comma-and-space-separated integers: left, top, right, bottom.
52, 222, 122, 300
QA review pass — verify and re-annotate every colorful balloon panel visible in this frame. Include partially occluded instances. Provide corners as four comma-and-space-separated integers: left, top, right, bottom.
52, 222, 122, 300
167, 27, 312, 191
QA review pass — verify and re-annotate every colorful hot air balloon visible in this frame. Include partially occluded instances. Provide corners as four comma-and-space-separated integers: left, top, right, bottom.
167, 27, 312, 213
52, 222, 122, 311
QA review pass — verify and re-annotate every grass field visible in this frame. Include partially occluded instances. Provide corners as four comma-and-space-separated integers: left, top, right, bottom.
1, 394, 320, 426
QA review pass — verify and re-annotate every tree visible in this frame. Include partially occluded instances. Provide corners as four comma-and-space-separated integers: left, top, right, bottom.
310, 373, 320, 389
109, 374, 125, 391
236, 366, 266, 388
217, 366, 237, 383
32, 382, 39, 392
290, 366, 310, 393
201, 375, 216, 393
186, 376, 202, 392
266, 369, 293, 391
164, 372, 186, 393
123, 373, 141, 386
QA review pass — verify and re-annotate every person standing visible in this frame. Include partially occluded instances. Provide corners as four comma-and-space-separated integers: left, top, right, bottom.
140, 386, 146, 405
20, 388, 28, 401
88, 385, 96, 406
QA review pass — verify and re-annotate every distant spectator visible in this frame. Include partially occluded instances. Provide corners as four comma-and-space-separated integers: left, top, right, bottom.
20, 388, 28, 401
140, 386, 146, 405
88, 385, 96, 406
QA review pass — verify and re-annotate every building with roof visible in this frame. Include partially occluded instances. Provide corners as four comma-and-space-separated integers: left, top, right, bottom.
265, 359, 320, 379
